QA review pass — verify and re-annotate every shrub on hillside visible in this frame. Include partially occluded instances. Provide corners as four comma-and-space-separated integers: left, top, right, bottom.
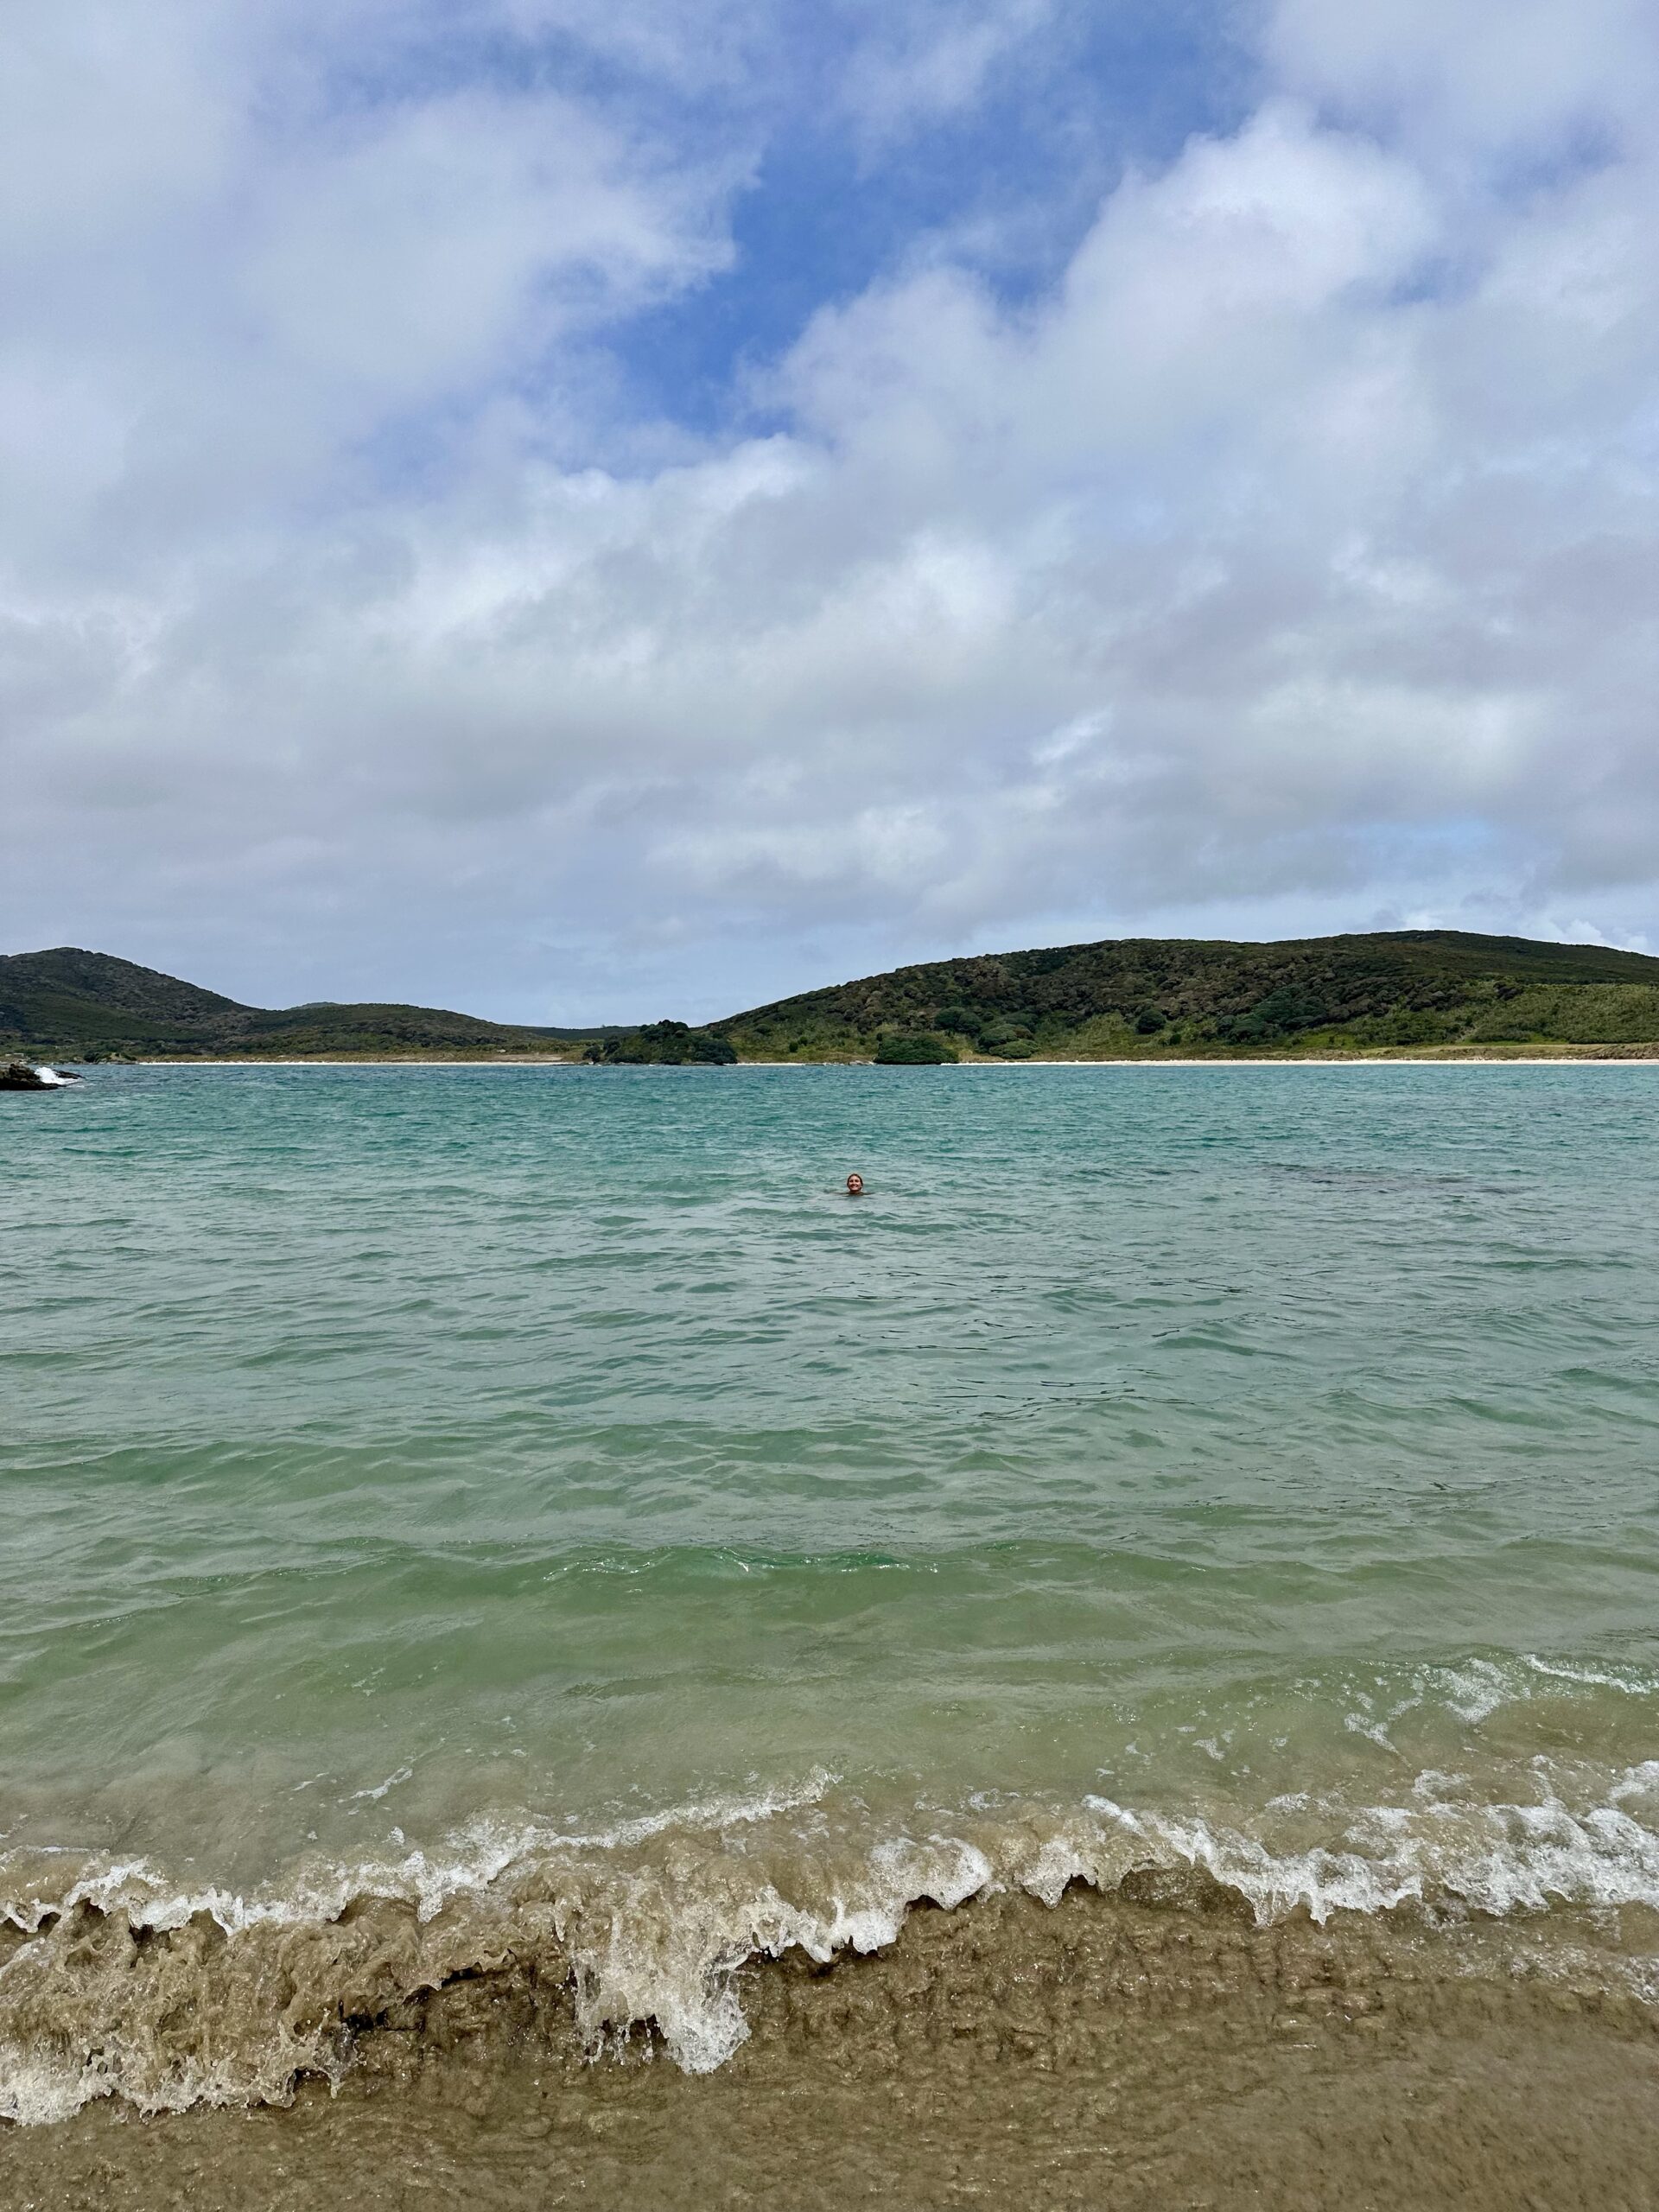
586, 1021, 737, 1065
875, 1033, 959, 1064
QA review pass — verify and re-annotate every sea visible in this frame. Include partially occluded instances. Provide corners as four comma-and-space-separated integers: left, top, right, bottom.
4, 1061, 1659, 2136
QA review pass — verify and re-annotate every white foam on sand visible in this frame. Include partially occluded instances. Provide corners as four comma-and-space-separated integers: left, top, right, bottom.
5, 1754, 1659, 2122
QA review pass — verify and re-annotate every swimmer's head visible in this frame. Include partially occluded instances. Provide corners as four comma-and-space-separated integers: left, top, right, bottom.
845, 1173, 864, 1195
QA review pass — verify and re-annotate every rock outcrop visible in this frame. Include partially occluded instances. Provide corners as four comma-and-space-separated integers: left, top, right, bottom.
0, 1060, 75, 1088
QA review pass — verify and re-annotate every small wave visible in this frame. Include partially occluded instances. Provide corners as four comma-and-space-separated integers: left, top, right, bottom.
1077, 1786, 1659, 1923
4, 1761, 1659, 2126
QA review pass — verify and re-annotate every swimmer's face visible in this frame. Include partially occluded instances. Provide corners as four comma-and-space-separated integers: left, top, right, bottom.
845, 1173, 864, 1195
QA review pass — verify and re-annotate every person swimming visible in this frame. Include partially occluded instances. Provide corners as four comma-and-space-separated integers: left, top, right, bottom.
845, 1173, 864, 1196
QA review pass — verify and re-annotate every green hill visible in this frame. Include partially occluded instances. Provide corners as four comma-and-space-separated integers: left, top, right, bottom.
10, 931, 1659, 1064
713, 931, 1659, 1060
0, 950, 621, 1059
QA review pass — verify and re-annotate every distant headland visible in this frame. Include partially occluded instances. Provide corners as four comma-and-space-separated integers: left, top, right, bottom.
6, 933, 1659, 1065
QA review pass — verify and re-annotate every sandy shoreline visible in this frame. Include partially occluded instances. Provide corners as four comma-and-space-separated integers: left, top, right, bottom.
5, 1885, 1656, 2209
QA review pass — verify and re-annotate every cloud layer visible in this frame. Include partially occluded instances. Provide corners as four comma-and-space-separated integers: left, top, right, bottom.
3, 0, 1656, 1019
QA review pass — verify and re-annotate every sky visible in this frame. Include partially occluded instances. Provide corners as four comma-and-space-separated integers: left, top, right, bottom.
3, 0, 1657, 1023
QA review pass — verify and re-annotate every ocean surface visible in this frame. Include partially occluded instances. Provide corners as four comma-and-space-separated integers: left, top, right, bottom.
4, 1061, 1659, 2124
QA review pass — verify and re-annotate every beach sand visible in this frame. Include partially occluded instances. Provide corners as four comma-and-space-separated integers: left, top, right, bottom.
5, 1884, 1656, 2210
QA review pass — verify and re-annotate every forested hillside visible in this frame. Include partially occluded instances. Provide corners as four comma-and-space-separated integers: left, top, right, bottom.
0, 950, 614, 1058
714, 931, 1659, 1060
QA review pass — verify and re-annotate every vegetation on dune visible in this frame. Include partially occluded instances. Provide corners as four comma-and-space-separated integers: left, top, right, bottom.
711, 931, 1659, 1062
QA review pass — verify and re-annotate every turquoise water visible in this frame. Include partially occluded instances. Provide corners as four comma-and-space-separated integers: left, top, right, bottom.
4, 1063, 1659, 2109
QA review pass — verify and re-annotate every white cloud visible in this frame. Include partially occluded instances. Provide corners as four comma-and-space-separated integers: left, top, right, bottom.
0, 2, 238, 257
3, 0, 1658, 1020
0, 1, 739, 576
1268, 0, 1659, 156
244, 92, 721, 394
836, 0, 1052, 148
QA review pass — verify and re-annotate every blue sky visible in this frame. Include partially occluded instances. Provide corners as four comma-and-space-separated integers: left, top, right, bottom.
3, 0, 1657, 1020
607, 1, 1255, 429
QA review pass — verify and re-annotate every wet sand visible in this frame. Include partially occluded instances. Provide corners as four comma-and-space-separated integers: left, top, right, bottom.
6, 1883, 1656, 2211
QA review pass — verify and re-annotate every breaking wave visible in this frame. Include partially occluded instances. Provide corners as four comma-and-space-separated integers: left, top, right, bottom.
5, 1751, 1659, 2126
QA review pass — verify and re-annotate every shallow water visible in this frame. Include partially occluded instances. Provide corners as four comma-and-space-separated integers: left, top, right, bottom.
3, 1063, 1659, 2120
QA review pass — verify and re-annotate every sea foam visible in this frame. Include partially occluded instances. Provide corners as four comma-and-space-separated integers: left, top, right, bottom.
5, 1762, 1659, 2125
